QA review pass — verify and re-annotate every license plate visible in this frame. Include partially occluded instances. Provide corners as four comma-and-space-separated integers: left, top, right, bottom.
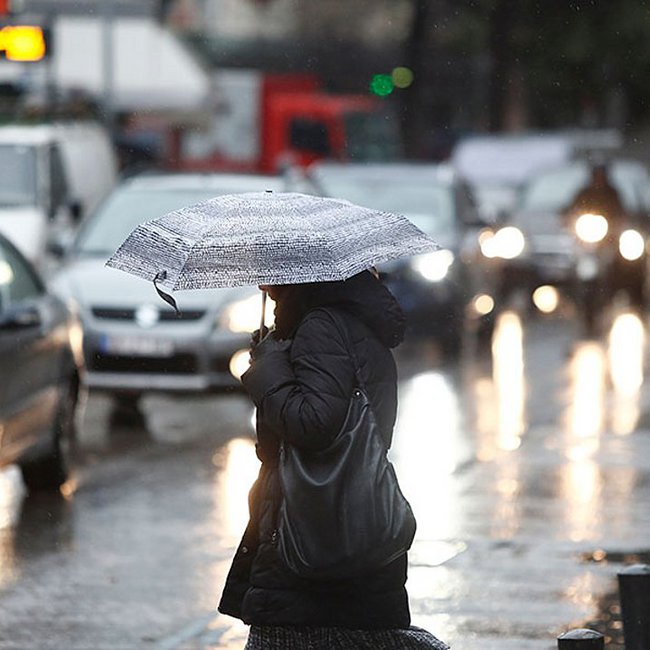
99, 334, 175, 357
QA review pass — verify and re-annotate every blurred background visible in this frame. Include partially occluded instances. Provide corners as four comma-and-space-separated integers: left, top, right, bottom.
5, 0, 650, 168
1, 2, 650, 649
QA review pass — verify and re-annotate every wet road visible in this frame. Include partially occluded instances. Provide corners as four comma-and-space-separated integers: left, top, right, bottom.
1, 308, 649, 649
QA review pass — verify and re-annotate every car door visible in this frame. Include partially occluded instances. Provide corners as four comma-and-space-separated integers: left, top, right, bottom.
0, 237, 63, 464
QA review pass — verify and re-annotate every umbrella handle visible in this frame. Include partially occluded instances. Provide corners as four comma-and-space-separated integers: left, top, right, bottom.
258, 290, 267, 344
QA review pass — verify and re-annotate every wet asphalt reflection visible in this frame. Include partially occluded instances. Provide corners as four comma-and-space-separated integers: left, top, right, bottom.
1, 308, 650, 649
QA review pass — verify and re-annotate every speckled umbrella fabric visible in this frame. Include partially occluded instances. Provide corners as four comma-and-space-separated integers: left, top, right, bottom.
105, 192, 439, 290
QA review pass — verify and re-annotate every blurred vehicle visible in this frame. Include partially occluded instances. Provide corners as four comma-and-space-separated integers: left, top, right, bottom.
179, 70, 400, 174
494, 158, 650, 324
0, 232, 83, 492
307, 162, 500, 354
49, 172, 289, 417
0, 121, 118, 264
451, 130, 623, 223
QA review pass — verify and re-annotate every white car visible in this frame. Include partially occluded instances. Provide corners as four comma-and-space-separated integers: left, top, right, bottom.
0, 122, 118, 265
50, 172, 288, 416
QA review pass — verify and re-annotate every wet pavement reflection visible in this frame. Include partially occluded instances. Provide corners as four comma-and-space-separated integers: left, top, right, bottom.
0, 309, 649, 648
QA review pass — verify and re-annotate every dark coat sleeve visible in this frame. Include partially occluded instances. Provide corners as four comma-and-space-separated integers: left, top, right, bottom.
241, 311, 355, 451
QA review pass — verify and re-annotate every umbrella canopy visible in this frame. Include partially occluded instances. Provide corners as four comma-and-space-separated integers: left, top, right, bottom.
105, 191, 439, 291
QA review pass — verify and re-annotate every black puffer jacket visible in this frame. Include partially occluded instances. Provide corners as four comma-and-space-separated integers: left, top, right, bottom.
218, 271, 411, 629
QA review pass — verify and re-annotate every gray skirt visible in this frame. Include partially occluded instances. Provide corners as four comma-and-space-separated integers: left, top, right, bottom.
244, 625, 450, 649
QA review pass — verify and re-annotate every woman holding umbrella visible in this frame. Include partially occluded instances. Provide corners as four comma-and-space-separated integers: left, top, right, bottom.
106, 192, 447, 649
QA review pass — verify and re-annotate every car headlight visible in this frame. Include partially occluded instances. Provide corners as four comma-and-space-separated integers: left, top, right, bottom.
619, 229, 645, 261
575, 213, 608, 243
411, 249, 455, 282
480, 226, 525, 259
0, 259, 14, 285
220, 293, 276, 333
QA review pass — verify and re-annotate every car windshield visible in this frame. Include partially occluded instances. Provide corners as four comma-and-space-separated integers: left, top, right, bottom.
519, 164, 644, 213
0, 144, 38, 207
472, 182, 519, 216
74, 188, 224, 256
315, 175, 456, 237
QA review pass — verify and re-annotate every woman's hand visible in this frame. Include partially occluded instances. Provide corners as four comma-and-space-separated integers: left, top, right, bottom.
249, 329, 291, 362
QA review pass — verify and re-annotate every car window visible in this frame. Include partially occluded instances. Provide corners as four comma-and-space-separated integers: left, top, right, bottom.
314, 175, 456, 237
0, 144, 38, 207
74, 188, 233, 256
0, 240, 43, 308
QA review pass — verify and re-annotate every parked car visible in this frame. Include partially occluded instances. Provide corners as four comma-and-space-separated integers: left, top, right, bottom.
0, 121, 119, 265
0, 232, 83, 492
306, 162, 501, 354
496, 158, 650, 314
49, 172, 290, 418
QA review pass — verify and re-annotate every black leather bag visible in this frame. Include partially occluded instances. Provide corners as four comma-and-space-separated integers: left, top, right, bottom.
277, 309, 416, 580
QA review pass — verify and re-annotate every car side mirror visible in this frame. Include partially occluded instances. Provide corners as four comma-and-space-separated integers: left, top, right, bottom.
0, 304, 42, 331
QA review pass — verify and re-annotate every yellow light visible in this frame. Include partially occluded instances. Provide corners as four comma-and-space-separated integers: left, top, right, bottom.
473, 293, 495, 316
619, 229, 645, 261
222, 293, 275, 333
532, 285, 559, 314
609, 312, 645, 398
491, 311, 526, 449
493, 226, 525, 259
478, 229, 498, 258
0, 260, 13, 285
229, 348, 251, 381
575, 213, 608, 244
411, 249, 454, 282
0, 25, 47, 62
391, 66, 414, 89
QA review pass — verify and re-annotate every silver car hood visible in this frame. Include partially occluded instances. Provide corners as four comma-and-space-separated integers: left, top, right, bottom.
50, 257, 257, 312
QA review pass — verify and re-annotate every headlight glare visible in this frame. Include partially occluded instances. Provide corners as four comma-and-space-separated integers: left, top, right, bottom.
619, 229, 645, 261
575, 213, 608, 243
411, 249, 455, 282
221, 294, 275, 332
481, 226, 525, 259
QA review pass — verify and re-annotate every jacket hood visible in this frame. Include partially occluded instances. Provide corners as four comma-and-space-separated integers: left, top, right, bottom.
273, 271, 406, 348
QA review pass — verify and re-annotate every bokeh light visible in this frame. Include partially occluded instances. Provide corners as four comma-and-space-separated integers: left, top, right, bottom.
391, 66, 414, 88
369, 74, 394, 97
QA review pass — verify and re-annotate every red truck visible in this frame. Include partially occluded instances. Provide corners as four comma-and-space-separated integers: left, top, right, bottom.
174, 70, 400, 173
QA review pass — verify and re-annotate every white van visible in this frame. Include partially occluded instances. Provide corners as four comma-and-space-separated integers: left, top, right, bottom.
0, 122, 118, 265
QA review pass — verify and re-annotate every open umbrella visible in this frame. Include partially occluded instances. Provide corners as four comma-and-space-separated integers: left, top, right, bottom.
105, 191, 439, 324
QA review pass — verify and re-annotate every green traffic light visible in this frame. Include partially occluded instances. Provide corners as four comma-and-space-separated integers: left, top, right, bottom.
370, 74, 394, 97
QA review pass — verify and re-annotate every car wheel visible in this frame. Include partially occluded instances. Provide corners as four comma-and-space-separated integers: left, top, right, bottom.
109, 393, 146, 429
20, 378, 79, 493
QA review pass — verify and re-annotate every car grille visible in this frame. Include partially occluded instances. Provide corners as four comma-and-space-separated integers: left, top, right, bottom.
90, 352, 199, 375
91, 307, 206, 322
